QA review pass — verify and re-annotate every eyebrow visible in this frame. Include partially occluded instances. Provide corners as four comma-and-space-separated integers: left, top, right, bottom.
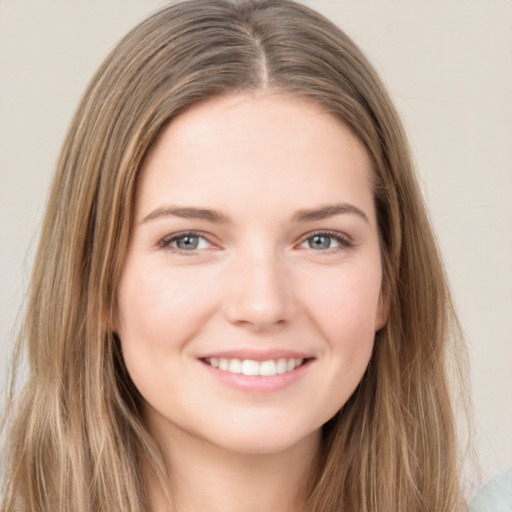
292, 203, 370, 224
140, 202, 370, 225
140, 206, 230, 224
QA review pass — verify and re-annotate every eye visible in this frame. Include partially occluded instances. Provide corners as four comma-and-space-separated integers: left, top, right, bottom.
305, 234, 339, 250
298, 231, 353, 252
158, 231, 213, 253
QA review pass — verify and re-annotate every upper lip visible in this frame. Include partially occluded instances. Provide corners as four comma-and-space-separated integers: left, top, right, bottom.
199, 349, 314, 361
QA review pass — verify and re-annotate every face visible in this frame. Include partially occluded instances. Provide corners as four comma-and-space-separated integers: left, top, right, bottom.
116, 93, 386, 456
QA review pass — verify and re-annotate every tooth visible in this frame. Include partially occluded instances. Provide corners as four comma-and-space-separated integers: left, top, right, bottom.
228, 359, 242, 374
242, 360, 260, 376
276, 358, 287, 374
210, 357, 305, 375
259, 360, 277, 376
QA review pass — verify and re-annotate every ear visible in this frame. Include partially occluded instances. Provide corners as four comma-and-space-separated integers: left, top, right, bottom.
374, 289, 389, 331
103, 301, 120, 336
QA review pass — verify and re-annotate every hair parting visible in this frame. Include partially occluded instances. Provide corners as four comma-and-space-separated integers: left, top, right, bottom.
1, 1, 470, 510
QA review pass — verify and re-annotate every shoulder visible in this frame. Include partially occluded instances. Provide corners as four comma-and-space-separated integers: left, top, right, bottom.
470, 467, 512, 512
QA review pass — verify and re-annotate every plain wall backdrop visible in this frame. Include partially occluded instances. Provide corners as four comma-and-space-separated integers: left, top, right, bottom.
1, 0, 511, 486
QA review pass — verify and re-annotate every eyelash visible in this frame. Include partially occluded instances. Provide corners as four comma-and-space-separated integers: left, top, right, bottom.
158, 231, 215, 255
297, 230, 354, 254
157, 230, 354, 255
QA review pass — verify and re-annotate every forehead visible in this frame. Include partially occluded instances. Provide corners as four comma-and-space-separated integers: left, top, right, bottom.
136, 92, 375, 222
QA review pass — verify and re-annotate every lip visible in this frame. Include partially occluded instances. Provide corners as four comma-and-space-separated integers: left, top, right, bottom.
199, 349, 312, 361
198, 353, 314, 393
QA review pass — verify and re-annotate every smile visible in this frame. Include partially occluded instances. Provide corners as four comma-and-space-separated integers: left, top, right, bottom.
204, 357, 304, 376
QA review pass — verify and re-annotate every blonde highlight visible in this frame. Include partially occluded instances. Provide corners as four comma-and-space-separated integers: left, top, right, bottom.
2, 1, 470, 510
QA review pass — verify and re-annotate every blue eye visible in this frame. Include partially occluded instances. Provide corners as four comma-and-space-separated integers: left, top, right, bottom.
174, 235, 201, 250
159, 232, 212, 252
299, 231, 352, 252
307, 234, 339, 250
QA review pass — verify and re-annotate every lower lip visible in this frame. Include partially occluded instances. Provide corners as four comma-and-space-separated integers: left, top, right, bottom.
199, 359, 313, 393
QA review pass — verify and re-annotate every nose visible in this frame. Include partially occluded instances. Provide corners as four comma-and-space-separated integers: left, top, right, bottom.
222, 246, 296, 331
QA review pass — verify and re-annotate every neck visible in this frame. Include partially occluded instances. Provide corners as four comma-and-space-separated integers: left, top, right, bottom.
145, 419, 321, 512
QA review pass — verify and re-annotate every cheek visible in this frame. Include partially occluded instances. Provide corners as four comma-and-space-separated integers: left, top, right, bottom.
116, 263, 219, 356
299, 265, 381, 418
115, 263, 223, 408
301, 262, 383, 341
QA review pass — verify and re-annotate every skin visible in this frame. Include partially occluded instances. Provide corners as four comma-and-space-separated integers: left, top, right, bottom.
116, 92, 387, 512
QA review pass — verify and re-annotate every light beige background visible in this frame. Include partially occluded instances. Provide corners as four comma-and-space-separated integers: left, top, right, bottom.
1, 0, 511, 485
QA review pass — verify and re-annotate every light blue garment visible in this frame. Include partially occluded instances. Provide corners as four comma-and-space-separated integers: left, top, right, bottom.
470, 467, 512, 512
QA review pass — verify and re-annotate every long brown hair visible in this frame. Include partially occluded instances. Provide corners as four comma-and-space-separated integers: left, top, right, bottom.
1, 1, 469, 510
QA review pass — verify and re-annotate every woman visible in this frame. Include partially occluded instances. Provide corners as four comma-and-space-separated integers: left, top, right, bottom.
1, 0, 469, 510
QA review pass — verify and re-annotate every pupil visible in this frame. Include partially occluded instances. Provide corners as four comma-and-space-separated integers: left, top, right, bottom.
310, 235, 330, 250
177, 236, 198, 250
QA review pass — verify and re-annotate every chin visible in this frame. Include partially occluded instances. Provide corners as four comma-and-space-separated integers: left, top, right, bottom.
202, 423, 322, 457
